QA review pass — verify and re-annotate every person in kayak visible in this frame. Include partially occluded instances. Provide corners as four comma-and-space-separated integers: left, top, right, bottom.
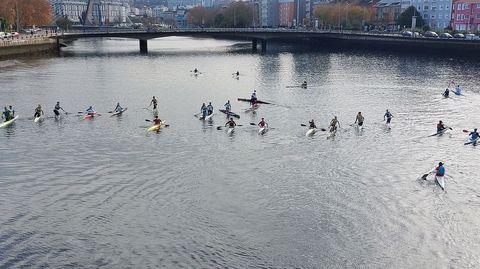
2, 107, 12, 121
194, 68, 198, 74
384, 109, 393, 124
469, 128, 479, 140
301, 81, 307, 88
251, 90, 257, 103
354, 112, 364, 126
225, 117, 237, 128
149, 96, 158, 110
153, 115, 162, 126
207, 102, 214, 115
258, 118, 268, 128
309, 119, 316, 129
329, 116, 340, 132
113, 102, 123, 113
8, 105, 15, 117
235, 71, 240, 76
454, 85, 461, 95
53, 102, 66, 116
85, 106, 95, 115
200, 103, 207, 119
34, 105, 44, 118
435, 162, 445, 177
437, 121, 446, 132
224, 100, 231, 112
443, 88, 450, 97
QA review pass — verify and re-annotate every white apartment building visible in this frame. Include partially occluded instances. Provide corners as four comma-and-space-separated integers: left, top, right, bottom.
410, 0, 453, 29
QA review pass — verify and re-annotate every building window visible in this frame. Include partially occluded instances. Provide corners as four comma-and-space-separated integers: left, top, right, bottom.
424, 5, 429, 9
431, 14, 436, 18
446, 5, 449, 9
439, 5, 443, 10
424, 13, 429, 18
457, 14, 461, 20
445, 14, 450, 19
457, 3, 462, 10
477, 3, 480, 8
463, 3, 469, 9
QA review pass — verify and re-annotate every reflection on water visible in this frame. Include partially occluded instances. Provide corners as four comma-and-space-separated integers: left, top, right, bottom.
1, 37, 480, 268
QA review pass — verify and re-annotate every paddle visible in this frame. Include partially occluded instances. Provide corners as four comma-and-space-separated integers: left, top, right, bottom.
217, 124, 243, 130
300, 124, 326, 131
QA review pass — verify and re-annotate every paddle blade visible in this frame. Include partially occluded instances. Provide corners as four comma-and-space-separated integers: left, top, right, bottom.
421, 174, 429, 180
217, 126, 222, 130
463, 129, 469, 133
320, 128, 327, 131
145, 119, 151, 122
250, 123, 256, 126
300, 124, 307, 127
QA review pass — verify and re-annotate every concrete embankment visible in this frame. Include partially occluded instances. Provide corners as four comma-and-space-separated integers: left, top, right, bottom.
0, 38, 59, 59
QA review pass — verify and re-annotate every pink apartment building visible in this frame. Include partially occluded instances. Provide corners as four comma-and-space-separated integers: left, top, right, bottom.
451, 0, 480, 31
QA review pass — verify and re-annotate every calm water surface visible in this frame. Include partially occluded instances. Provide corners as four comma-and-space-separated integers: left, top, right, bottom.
1, 37, 480, 268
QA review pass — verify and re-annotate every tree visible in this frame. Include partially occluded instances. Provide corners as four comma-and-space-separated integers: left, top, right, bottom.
187, 2, 253, 28
56, 16, 73, 30
0, 0, 51, 31
313, 4, 371, 30
396, 6, 424, 28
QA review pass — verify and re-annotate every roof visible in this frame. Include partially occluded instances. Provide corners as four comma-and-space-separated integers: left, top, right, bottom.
453, 0, 480, 4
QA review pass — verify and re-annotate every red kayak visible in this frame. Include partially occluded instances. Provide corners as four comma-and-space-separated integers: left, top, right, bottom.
83, 112, 96, 120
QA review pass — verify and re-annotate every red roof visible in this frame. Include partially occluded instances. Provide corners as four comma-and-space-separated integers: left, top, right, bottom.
453, 0, 480, 4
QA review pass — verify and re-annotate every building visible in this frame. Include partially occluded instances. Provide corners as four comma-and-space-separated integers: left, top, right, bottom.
411, 0, 453, 29
374, 0, 402, 25
278, 0, 295, 26
451, 0, 480, 31
260, 0, 279, 27
50, 0, 130, 24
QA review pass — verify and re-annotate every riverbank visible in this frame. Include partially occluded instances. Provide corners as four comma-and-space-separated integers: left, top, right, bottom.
0, 37, 58, 59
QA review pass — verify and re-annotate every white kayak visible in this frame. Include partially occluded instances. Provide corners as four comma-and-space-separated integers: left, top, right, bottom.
306, 128, 317, 136
111, 107, 128, 116
227, 127, 235, 135
0, 115, 19, 128
245, 104, 259, 113
429, 127, 450, 137
464, 136, 479, 146
259, 126, 268, 135
435, 175, 445, 190
202, 110, 214, 121
34, 115, 44, 123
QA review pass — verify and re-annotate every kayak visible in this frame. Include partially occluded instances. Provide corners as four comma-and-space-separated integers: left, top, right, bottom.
244, 104, 259, 113
147, 122, 166, 132
227, 127, 235, 135
237, 98, 271, 105
306, 128, 317, 136
453, 90, 462, 96
111, 107, 127, 116
435, 175, 445, 190
219, 109, 240, 119
34, 115, 43, 123
0, 115, 19, 128
429, 128, 450, 137
259, 126, 268, 135
83, 112, 96, 120
464, 136, 479, 145
201, 110, 214, 121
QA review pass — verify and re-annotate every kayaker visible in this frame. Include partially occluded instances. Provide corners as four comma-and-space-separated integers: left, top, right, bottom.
153, 115, 162, 126
2, 107, 12, 121
53, 102, 66, 116
258, 118, 268, 128
470, 128, 479, 140
454, 85, 461, 95
251, 90, 257, 103
194, 68, 198, 74
301, 81, 307, 88
224, 100, 231, 112
384, 109, 393, 124
113, 102, 123, 113
437, 121, 446, 132
8, 105, 15, 117
149, 96, 158, 109
443, 88, 449, 97
34, 105, 44, 118
207, 102, 214, 115
309, 119, 316, 129
85, 106, 95, 115
235, 71, 240, 76
434, 162, 445, 177
329, 116, 340, 132
354, 112, 364, 126
225, 117, 237, 127
201, 103, 208, 119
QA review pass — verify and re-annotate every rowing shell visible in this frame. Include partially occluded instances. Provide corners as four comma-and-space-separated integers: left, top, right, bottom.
219, 109, 240, 119
0, 115, 19, 128
306, 128, 317, 136
237, 98, 271, 105
435, 175, 445, 190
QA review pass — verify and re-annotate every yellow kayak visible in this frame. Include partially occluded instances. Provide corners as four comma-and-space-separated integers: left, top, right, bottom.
147, 124, 161, 132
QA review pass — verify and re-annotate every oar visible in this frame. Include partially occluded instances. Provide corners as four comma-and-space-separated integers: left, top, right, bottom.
300, 124, 326, 131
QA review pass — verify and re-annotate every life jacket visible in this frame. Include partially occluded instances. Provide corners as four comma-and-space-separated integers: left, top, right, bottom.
436, 166, 445, 177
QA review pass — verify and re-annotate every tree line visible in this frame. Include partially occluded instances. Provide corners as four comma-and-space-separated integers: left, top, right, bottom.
0, 0, 51, 31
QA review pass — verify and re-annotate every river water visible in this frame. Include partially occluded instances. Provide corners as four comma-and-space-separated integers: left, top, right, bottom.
1, 37, 480, 268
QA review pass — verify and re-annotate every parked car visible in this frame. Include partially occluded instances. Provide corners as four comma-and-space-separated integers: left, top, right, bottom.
454, 33, 465, 38
5, 33, 11, 39
424, 31, 439, 38
401, 31, 413, 37
11, 32, 20, 39
439, 33, 453, 39
465, 33, 480, 40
